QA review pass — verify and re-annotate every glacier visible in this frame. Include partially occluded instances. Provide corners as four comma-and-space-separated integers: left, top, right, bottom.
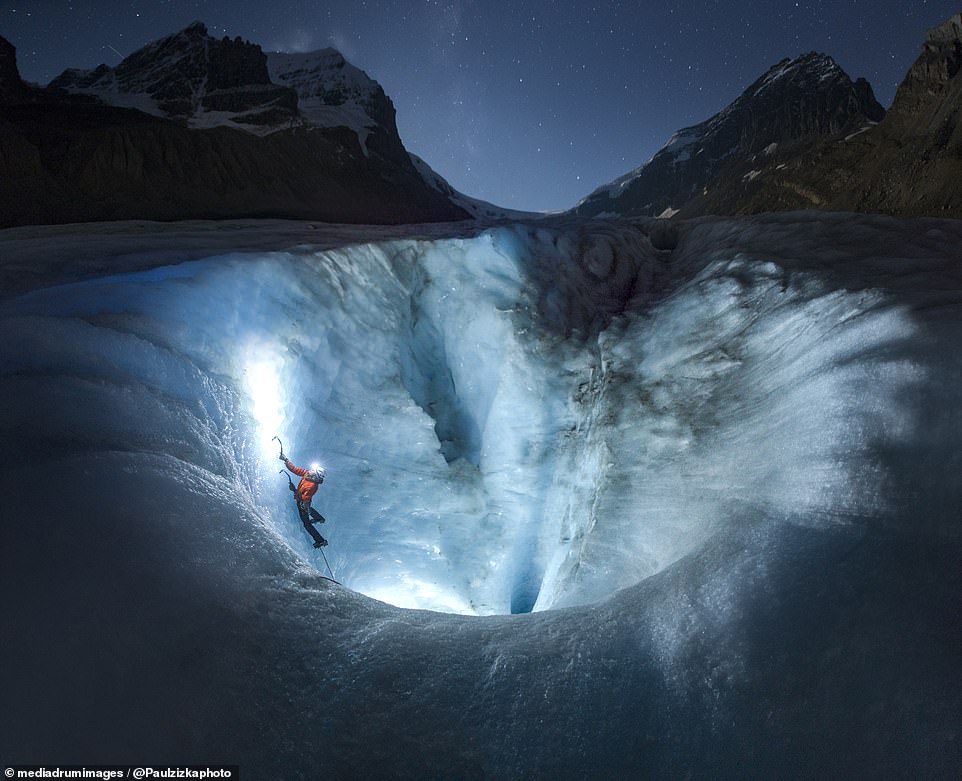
1, 213, 960, 778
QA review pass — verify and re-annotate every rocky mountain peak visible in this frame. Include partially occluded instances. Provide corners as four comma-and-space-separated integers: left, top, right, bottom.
576, 50, 883, 218
885, 13, 962, 138
49, 21, 299, 131
267, 47, 399, 151
926, 13, 962, 45
731, 51, 883, 145
0, 34, 27, 103
749, 52, 843, 96
894, 14, 962, 99
614, 15, 962, 222
43, 21, 408, 149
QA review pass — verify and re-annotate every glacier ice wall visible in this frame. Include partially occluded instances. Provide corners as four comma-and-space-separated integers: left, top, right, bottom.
1, 213, 961, 778
0, 222, 660, 616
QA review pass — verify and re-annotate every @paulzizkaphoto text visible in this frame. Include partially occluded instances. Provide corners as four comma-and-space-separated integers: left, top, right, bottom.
4, 767, 238, 780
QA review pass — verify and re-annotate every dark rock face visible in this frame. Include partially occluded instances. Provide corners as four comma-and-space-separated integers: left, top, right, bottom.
577, 52, 884, 218
729, 53, 884, 147
902, 15, 962, 92
885, 14, 962, 141
0, 35, 27, 103
0, 103, 466, 227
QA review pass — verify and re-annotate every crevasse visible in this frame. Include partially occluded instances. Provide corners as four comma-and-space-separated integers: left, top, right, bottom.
0, 220, 929, 614
2, 214, 961, 778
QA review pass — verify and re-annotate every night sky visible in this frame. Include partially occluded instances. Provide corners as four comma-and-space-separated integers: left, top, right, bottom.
2, 1, 959, 211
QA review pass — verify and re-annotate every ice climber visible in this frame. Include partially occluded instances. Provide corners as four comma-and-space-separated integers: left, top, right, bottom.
280, 453, 328, 548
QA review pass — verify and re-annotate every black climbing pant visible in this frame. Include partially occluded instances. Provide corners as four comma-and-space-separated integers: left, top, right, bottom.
297, 500, 326, 546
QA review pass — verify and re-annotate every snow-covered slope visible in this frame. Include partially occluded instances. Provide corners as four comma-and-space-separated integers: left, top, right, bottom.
409, 153, 542, 220
2, 213, 961, 776
266, 48, 395, 152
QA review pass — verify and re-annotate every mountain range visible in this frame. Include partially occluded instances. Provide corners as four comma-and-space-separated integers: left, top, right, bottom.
579, 13, 962, 220
0, 23, 470, 227
1, 15, 960, 228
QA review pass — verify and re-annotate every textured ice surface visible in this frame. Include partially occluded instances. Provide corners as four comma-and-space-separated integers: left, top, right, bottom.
2, 213, 961, 777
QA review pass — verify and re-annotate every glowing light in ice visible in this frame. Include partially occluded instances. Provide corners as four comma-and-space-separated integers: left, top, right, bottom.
243, 354, 286, 456
362, 577, 478, 615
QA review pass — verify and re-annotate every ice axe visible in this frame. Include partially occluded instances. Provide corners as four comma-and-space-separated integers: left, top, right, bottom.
273, 436, 294, 487
274, 436, 297, 491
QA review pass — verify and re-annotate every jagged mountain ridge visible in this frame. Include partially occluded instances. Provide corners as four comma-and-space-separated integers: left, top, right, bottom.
267, 48, 397, 152
46, 21, 404, 149
675, 13, 962, 219
50, 21, 300, 133
48, 22, 408, 155
577, 13, 962, 221
0, 23, 468, 227
3, 15, 961, 227
577, 51, 885, 218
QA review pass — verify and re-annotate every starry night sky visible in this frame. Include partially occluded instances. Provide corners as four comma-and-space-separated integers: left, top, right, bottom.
2, 1, 959, 211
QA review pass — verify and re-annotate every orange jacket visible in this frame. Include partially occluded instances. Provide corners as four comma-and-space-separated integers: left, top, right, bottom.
285, 460, 320, 503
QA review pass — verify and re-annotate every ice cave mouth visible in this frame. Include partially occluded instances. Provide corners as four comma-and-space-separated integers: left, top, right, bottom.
2, 221, 925, 617
236, 228, 921, 617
